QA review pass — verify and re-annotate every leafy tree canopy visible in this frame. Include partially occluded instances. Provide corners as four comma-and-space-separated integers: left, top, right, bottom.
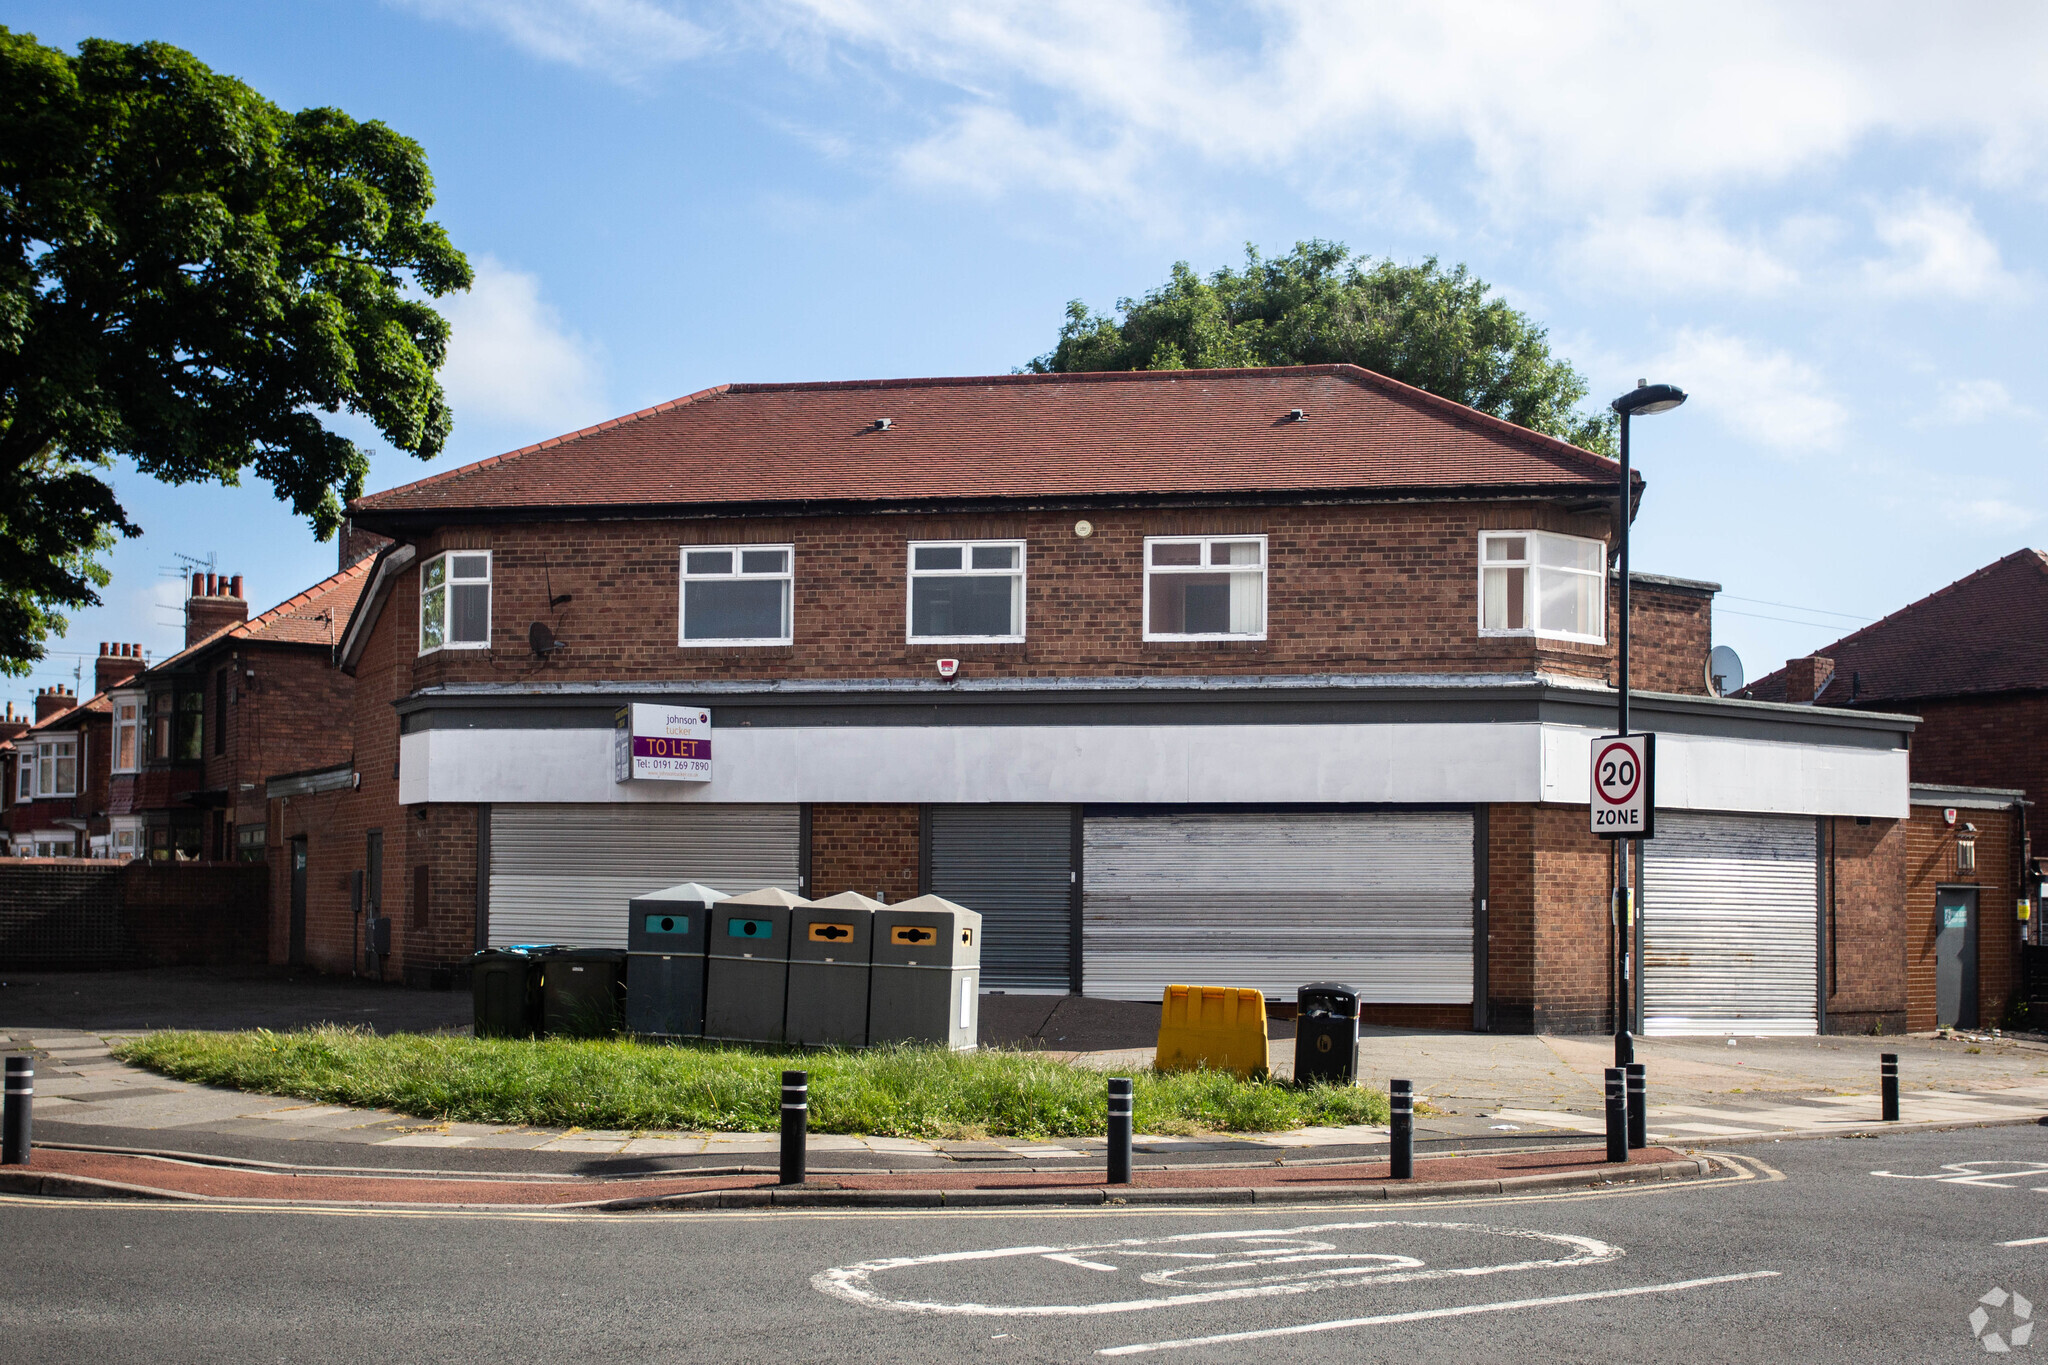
1029, 241, 1615, 458
0, 29, 472, 674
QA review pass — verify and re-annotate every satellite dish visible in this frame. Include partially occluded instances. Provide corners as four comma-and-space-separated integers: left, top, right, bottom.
1707, 644, 1744, 697
528, 621, 567, 658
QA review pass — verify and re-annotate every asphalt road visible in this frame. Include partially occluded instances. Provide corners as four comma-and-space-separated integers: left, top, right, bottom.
4, 1125, 2048, 1362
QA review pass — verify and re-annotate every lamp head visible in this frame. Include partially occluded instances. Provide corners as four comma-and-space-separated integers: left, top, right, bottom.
1611, 379, 1688, 417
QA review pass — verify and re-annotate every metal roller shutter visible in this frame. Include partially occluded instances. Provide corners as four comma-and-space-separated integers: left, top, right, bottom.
488, 804, 801, 948
1641, 812, 1819, 1036
1081, 811, 1473, 1003
928, 805, 1074, 993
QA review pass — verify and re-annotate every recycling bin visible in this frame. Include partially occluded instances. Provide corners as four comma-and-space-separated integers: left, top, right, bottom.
625, 882, 727, 1039
541, 947, 626, 1038
786, 891, 884, 1047
469, 945, 555, 1038
868, 893, 982, 1050
1293, 982, 1360, 1086
703, 887, 809, 1043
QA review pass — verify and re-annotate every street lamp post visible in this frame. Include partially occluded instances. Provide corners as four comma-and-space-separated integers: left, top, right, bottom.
1607, 380, 1686, 1063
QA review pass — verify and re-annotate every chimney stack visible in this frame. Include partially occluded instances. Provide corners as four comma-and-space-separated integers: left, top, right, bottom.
186, 571, 249, 646
0, 701, 27, 743
1784, 655, 1837, 705
35, 685, 77, 723
96, 641, 145, 695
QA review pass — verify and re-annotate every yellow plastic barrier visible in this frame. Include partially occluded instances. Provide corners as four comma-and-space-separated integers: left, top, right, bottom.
1154, 985, 1270, 1078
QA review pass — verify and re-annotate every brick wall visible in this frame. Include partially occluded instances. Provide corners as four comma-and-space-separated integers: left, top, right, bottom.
0, 861, 266, 968
1485, 804, 1617, 1034
810, 804, 920, 901
1905, 803, 2022, 1031
212, 643, 358, 837
1903, 693, 2047, 806
1823, 817, 1907, 1034
395, 501, 1686, 688
1613, 580, 1714, 695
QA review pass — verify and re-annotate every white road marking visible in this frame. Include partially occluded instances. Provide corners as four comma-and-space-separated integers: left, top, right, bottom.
813, 1222, 1621, 1317
1095, 1270, 1782, 1355
1873, 1162, 2048, 1190
1046, 1254, 1121, 1273
2001, 1236, 2048, 1247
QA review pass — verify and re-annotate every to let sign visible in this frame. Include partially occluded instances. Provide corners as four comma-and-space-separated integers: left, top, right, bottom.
615, 703, 713, 783
1591, 732, 1655, 839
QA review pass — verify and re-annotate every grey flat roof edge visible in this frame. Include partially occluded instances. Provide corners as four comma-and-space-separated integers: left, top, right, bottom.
1612, 568, 1722, 595
1911, 783, 2027, 807
267, 764, 356, 799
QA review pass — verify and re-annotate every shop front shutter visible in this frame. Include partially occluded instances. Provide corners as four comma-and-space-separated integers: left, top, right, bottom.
1641, 811, 1819, 1036
1080, 810, 1473, 1003
928, 805, 1074, 993
488, 803, 801, 948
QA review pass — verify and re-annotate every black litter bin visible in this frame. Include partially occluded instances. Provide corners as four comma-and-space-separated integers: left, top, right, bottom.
1293, 982, 1360, 1086
541, 948, 627, 1038
470, 945, 559, 1038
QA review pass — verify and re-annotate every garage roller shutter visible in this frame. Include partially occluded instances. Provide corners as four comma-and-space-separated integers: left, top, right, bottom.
1081, 811, 1473, 1003
488, 804, 801, 948
1641, 811, 1819, 1037
928, 805, 1074, 993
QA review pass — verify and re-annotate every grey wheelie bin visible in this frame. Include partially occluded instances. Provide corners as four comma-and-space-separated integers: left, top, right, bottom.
540, 947, 626, 1037
787, 890, 884, 1047
703, 886, 809, 1043
625, 882, 727, 1039
868, 894, 982, 1050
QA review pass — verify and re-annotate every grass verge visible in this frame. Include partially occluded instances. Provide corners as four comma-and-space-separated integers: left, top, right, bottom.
115, 1027, 1387, 1139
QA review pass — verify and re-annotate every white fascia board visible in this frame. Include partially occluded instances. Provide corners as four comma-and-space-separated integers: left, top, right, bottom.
1540, 725, 1907, 819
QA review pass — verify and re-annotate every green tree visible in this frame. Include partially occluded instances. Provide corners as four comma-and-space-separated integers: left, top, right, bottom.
0, 30, 471, 674
1030, 241, 1615, 456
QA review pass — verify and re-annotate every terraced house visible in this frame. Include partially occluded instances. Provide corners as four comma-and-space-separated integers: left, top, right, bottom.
278, 364, 1921, 1032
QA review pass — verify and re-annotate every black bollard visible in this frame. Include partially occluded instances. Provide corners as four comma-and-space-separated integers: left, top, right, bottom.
1625, 1062, 1647, 1150
779, 1069, 808, 1186
1615, 1029, 1634, 1067
1107, 1077, 1133, 1185
3, 1055, 30, 1166
1881, 1053, 1899, 1123
1390, 1079, 1414, 1180
1604, 1067, 1628, 1164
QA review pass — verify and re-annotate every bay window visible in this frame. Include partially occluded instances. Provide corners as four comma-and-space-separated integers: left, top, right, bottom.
1479, 531, 1605, 642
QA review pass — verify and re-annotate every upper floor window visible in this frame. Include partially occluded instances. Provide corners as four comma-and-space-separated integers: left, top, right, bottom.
1144, 536, 1267, 640
420, 551, 492, 653
148, 691, 203, 762
112, 696, 139, 773
1479, 531, 1605, 643
908, 541, 1025, 642
15, 752, 31, 801
679, 545, 793, 646
35, 739, 77, 798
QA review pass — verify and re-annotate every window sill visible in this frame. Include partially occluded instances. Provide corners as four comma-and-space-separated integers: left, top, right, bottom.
678, 639, 795, 649
1479, 629, 1607, 646
418, 642, 491, 656
907, 638, 1027, 648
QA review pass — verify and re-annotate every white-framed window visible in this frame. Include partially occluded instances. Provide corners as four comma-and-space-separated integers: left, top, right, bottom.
1143, 535, 1268, 640
14, 752, 30, 802
111, 817, 142, 860
1479, 531, 1606, 643
420, 550, 492, 653
678, 545, 793, 645
34, 739, 78, 798
112, 694, 141, 774
907, 540, 1026, 642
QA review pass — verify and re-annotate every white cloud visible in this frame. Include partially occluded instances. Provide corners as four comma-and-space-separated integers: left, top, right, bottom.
1863, 194, 2017, 299
1941, 497, 2037, 531
437, 257, 606, 434
1653, 328, 1848, 453
1928, 378, 2030, 425
1564, 209, 1797, 297
396, 0, 711, 75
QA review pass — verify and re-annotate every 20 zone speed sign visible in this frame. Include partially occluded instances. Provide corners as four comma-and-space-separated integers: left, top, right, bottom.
1591, 733, 1655, 839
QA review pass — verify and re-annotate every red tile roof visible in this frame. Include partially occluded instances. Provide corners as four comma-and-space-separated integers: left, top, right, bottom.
144, 557, 374, 676
1740, 549, 2048, 704
352, 365, 1624, 520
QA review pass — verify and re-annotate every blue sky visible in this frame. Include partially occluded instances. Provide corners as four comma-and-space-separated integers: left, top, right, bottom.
8, 2, 2045, 714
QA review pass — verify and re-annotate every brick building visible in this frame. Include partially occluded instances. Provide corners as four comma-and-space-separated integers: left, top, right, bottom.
117, 566, 370, 863
3, 661, 139, 857
1740, 550, 2042, 1027
265, 364, 1918, 1033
